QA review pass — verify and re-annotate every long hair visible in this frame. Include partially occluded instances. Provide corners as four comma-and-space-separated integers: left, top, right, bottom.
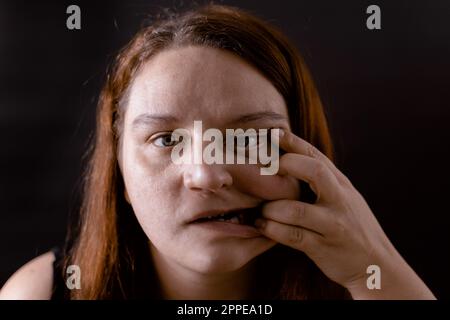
64, 4, 349, 299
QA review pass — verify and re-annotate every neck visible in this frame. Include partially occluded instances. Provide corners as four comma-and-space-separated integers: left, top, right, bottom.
149, 244, 257, 300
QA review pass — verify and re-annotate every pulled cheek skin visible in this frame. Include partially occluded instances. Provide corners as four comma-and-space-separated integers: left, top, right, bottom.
120, 143, 277, 272
230, 164, 300, 200
122, 147, 184, 240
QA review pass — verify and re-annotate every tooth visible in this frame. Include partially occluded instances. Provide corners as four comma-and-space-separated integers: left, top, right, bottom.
229, 216, 239, 224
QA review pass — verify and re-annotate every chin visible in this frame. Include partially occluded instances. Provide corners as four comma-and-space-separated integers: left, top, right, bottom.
187, 246, 258, 274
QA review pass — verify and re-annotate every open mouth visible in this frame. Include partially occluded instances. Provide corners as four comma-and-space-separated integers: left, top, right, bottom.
192, 206, 261, 226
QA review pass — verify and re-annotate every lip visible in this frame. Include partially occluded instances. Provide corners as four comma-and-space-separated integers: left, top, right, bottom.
191, 220, 262, 238
187, 206, 263, 238
187, 207, 259, 224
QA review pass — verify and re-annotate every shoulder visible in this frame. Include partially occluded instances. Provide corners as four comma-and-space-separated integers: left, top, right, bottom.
0, 251, 55, 300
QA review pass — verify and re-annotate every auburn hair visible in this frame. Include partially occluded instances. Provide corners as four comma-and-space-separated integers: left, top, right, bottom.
63, 3, 350, 299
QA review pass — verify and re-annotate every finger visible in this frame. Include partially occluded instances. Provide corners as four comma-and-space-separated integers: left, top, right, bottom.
262, 199, 333, 236
255, 218, 321, 254
278, 130, 351, 187
279, 153, 342, 203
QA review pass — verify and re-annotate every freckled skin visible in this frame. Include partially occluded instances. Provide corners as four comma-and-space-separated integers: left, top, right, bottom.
120, 46, 299, 274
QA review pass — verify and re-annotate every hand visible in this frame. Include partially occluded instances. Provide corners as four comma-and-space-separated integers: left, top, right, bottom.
254, 129, 436, 299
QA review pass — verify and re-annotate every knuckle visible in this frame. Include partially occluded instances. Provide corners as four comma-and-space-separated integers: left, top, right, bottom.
288, 227, 304, 246
313, 161, 327, 180
307, 144, 317, 158
292, 202, 306, 221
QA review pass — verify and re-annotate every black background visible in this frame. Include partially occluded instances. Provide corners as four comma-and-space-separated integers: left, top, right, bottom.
1, 0, 449, 299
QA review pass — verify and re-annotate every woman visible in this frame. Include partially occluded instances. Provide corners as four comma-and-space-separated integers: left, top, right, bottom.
0, 4, 435, 300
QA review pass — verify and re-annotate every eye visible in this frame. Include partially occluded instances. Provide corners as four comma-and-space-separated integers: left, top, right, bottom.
151, 132, 183, 148
233, 130, 271, 152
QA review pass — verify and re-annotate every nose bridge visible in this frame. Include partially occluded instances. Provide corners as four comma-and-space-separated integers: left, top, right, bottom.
181, 121, 232, 192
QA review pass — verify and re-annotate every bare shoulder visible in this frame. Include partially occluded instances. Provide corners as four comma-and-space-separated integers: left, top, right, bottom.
0, 251, 55, 300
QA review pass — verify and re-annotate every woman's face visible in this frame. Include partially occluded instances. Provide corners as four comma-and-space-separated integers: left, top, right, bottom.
120, 46, 300, 274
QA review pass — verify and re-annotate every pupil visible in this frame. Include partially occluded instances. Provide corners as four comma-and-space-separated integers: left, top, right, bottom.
165, 134, 183, 146
164, 136, 173, 145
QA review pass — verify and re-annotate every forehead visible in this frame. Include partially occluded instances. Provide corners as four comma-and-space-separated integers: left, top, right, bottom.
125, 45, 288, 125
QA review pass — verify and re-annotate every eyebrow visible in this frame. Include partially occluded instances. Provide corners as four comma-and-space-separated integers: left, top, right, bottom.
131, 111, 287, 129
132, 113, 179, 129
228, 111, 287, 124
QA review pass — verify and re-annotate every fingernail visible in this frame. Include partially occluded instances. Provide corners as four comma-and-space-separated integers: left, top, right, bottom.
279, 129, 285, 138
254, 218, 266, 229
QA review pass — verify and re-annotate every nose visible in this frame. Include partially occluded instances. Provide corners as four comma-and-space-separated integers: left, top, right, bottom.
183, 164, 233, 194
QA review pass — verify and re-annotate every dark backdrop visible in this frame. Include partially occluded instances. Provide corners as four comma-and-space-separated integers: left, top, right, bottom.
1, 0, 449, 299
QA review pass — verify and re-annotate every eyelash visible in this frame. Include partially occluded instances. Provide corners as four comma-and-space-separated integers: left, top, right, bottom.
149, 132, 183, 148
148, 128, 277, 150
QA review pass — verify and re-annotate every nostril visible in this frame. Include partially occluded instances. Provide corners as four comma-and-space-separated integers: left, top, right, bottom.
184, 165, 233, 192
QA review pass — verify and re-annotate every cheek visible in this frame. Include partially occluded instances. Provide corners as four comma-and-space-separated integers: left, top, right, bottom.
121, 137, 175, 191
121, 144, 180, 223
229, 164, 300, 201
